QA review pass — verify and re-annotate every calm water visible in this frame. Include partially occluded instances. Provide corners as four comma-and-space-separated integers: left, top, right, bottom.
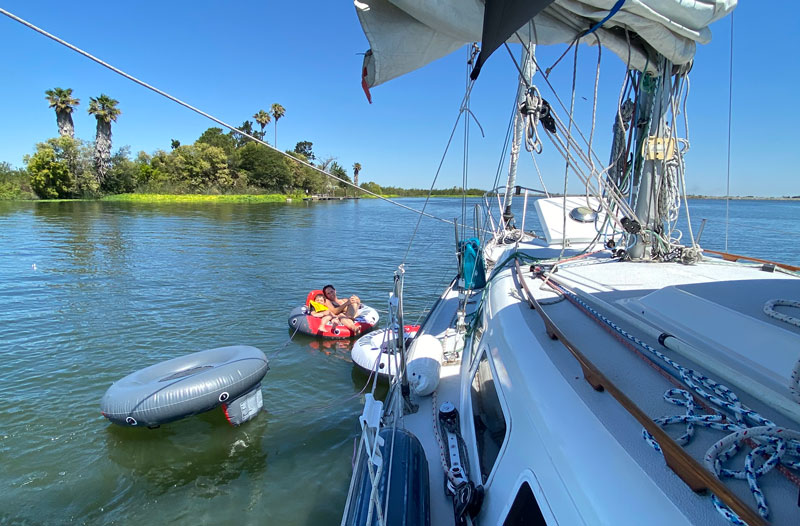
0, 197, 797, 525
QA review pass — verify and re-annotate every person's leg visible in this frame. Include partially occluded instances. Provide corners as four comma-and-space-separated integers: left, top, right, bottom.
344, 303, 359, 319
340, 317, 356, 332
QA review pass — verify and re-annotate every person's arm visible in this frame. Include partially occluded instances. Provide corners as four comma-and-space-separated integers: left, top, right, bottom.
325, 297, 350, 315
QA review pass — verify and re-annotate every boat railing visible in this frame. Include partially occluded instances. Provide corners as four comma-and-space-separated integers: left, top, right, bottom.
341, 267, 412, 526
477, 185, 546, 247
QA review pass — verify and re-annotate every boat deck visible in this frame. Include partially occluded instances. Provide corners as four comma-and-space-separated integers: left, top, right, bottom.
513, 250, 800, 525
401, 285, 479, 526
389, 244, 800, 525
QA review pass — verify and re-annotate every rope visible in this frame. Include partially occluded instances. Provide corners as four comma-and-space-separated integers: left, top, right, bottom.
402, 73, 478, 264
0, 8, 462, 228
266, 324, 301, 361
764, 298, 800, 405
763, 299, 800, 328
521, 86, 545, 154
705, 427, 800, 521
544, 279, 800, 523
583, 0, 626, 37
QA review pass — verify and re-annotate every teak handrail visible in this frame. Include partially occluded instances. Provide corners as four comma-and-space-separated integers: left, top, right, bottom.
704, 248, 800, 272
512, 260, 767, 526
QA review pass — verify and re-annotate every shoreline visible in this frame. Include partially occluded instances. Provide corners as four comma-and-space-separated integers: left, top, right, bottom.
1, 193, 797, 203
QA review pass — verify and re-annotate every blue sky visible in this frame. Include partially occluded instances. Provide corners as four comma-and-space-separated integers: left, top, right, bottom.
0, 1, 796, 196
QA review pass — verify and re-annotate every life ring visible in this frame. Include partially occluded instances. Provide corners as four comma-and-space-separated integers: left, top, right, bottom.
287, 304, 379, 339
100, 345, 269, 427
351, 325, 420, 376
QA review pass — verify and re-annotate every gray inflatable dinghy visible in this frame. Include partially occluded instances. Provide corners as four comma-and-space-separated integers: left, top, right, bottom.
101, 345, 269, 428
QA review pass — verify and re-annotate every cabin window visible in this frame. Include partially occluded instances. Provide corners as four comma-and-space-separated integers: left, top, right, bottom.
502, 481, 547, 526
470, 349, 507, 483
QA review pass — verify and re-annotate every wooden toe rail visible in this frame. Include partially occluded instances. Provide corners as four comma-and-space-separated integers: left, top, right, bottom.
512, 260, 767, 526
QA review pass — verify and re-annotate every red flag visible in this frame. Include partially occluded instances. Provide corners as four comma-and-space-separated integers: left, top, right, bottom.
361, 66, 372, 104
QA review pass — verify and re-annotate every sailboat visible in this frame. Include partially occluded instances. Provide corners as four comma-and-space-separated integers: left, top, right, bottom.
341, 1, 800, 525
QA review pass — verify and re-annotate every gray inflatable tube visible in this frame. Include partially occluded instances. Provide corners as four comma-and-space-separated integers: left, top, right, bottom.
101, 345, 269, 428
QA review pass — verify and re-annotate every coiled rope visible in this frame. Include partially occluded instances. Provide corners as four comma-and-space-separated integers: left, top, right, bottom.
544, 277, 800, 523
763, 299, 800, 328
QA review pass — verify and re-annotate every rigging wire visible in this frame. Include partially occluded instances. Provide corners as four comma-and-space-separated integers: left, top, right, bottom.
0, 7, 461, 228
401, 75, 478, 264
461, 45, 474, 243
725, 12, 735, 251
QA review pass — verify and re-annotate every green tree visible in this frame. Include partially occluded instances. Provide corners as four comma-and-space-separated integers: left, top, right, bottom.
270, 103, 285, 148
329, 161, 350, 196
229, 121, 255, 148
44, 87, 80, 138
238, 142, 292, 191
24, 136, 95, 198
102, 146, 138, 194
0, 162, 33, 200
87, 94, 121, 186
285, 152, 326, 195
143, 150, 180, 191
26, 142, 73, 199
197, 127, 237, 158
294, 141, 315, 161
170, 139, 181, 150
253, 110, 271, 142
171, 143, 232, 191
352, 162, 362, 187
360, 181, 382, 195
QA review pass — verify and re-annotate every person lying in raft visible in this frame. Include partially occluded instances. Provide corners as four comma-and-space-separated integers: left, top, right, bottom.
308, 292, 339, 327
321, 284, 362, 335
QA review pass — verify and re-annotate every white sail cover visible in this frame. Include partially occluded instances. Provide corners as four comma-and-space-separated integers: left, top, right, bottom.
355, 0, 736, 87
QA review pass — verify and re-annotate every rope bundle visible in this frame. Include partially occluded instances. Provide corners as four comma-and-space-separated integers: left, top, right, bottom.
551, 281, 800, 523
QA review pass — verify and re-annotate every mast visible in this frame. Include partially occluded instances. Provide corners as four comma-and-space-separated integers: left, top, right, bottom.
502, 44, 536, 228
628, 59, 673, 259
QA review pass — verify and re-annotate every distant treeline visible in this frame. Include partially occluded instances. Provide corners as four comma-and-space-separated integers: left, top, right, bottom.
0, 134, 485, 200
376, 186, 486, 197
0, 128, 363, 200
1, 87, 489, 200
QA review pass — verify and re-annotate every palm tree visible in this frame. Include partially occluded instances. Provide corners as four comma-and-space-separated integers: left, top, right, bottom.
87, 94, 121, 185
253, 110, 271, 142
270, 103, 285, 148
45, 87, 80, 138
352, 162, 362, 187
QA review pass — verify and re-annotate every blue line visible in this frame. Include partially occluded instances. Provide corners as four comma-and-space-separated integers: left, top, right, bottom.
585, 0, 626, 36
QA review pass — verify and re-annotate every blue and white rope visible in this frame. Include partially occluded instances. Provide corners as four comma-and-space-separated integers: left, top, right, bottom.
762, 299, 800, 404
704, 427, 800, 520
763, 299, 800, 328
551, 280, 800, 523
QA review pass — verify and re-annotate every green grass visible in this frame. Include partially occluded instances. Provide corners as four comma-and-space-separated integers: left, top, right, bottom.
101, 193, 293, 203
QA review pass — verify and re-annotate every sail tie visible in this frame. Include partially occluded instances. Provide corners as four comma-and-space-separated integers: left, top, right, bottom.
583, 0, 627, 37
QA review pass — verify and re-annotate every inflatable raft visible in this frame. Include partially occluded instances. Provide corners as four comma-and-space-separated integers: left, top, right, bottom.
288, 290, 379, 339
100, 345, 269, 428
351, 325, 420, 376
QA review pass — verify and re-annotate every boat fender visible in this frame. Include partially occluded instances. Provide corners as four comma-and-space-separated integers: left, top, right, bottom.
222, 383, 264, 426
407, 334, 442, 396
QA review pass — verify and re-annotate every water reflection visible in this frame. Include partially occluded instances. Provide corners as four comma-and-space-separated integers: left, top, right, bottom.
104, 410, 269, 492
1, 197, 797, 525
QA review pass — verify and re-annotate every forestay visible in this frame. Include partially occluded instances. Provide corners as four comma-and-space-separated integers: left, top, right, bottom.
355, 0, 736, 87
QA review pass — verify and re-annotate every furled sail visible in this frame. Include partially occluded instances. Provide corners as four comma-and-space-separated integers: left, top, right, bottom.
355, 0, 736, 88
